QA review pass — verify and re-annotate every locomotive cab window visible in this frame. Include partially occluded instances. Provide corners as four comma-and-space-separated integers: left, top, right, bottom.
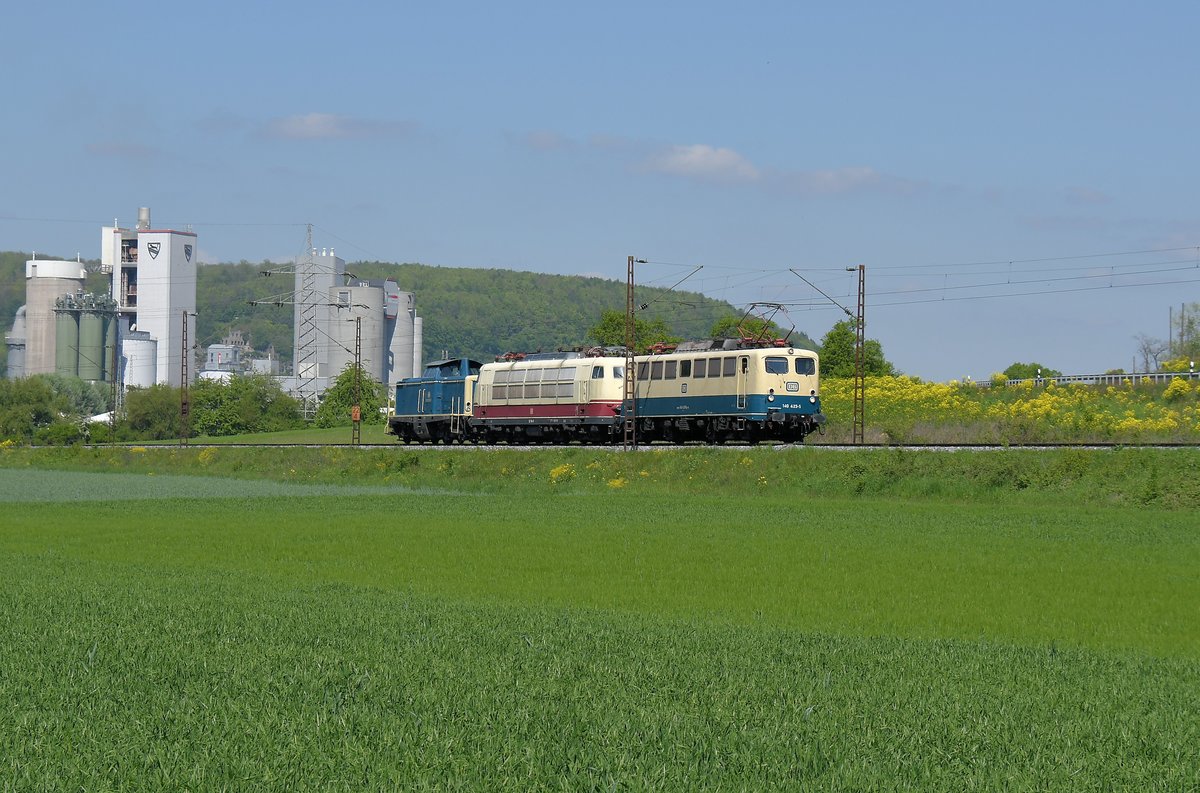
795, 357, 816, 375
613, 366, 624, 379
765, 356, 788, 374
592, 365, 604, 379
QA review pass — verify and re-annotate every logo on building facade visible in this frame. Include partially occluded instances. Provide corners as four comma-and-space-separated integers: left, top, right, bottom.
147, 242, 161, 259
184, 244, 193, 262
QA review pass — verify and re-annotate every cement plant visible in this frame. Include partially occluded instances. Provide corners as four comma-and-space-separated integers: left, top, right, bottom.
3, 207, 423, 415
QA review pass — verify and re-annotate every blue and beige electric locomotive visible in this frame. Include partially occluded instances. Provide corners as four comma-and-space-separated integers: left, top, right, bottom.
386, 340, 825, 445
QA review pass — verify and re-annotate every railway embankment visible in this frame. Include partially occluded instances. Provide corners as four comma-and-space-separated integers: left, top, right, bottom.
3, 445, 1198, 509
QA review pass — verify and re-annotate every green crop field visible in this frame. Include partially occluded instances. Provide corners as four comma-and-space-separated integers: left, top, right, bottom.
1, 448, 1198, 789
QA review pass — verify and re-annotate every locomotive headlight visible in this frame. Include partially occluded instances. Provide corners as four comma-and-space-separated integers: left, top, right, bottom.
768, 389, 775, 402
809, 396, 816, 403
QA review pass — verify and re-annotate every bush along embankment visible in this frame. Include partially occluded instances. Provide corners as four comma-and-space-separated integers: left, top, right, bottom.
2, 445, 1199, 509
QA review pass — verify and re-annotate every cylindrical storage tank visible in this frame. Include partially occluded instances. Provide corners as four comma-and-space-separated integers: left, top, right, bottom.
55, 309, 79, 377
123, 331, 157, 388
25, 260, 86, 376
412, 316, 423, 377
78, 310, 104, 381
327, 286, 387, 382
390, 291, 415, 381
6, 306, 28, 379
102, 312, 118, 382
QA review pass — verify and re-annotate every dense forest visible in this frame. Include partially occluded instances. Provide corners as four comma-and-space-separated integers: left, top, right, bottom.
3, 253, 817, 373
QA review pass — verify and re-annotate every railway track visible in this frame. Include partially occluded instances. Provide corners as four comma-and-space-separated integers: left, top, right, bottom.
80, 442, 1200, 451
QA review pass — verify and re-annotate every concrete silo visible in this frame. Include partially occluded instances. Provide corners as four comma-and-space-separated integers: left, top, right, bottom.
412, 316, 423, 377
383, 283, 416, 384
54, 297, 80, 377
326, 285, 387, 382
77, 303, 105, 381
123, 330, 157, 389
103, 311, 118, 381
24, 259, 87, 376
53, 294, 119, 383
5, 306, 27, 379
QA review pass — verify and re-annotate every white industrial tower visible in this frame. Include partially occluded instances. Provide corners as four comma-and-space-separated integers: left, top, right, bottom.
104, 207, 197, 387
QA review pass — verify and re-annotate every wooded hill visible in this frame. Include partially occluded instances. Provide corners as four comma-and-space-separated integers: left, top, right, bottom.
2, 253, 818, 373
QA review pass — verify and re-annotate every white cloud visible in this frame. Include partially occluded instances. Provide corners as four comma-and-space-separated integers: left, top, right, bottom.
644, 144, 761, 183
782, 166, 883, 194
264, 113, 415, 141
521, 128, 920, 197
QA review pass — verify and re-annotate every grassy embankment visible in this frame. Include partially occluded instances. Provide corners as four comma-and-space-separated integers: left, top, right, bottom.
1, 447, 1197, 788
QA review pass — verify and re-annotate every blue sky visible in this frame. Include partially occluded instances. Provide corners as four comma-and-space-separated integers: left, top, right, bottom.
3, 1, 1198, 381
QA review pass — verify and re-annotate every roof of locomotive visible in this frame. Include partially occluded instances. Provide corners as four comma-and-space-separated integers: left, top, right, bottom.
644, 340, 820, 356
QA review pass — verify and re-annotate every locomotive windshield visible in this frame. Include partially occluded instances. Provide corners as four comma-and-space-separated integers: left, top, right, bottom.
795, 358, 816, 375
765, 357, 788, 374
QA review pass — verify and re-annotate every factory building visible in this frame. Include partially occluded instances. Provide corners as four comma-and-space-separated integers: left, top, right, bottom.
4, 207, 193, 386
286, 249, 422, 413
201, 330, 278, 378
105, 207, 197, 387
7, 209, 423, 417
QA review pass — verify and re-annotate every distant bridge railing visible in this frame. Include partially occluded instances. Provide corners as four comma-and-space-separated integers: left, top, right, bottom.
980, 369, 1198, 387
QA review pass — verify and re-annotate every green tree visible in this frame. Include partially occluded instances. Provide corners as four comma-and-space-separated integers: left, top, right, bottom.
313, 365, 387, 428
587, 309, 680, 352
191, 374, 303, 437
0, 376, 66, 442
0, 374, 112, 444
123, 384, 182, 440
38, 374, 110, 416
818, 320, 897, 378
1002, 362, 1062, 381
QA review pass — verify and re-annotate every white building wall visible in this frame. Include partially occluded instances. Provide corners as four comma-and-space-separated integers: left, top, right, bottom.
134, 230, 197, 387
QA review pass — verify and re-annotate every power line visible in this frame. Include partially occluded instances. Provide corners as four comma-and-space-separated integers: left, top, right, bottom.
863, 262, 1200, 299
870, 275, 1200, 308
